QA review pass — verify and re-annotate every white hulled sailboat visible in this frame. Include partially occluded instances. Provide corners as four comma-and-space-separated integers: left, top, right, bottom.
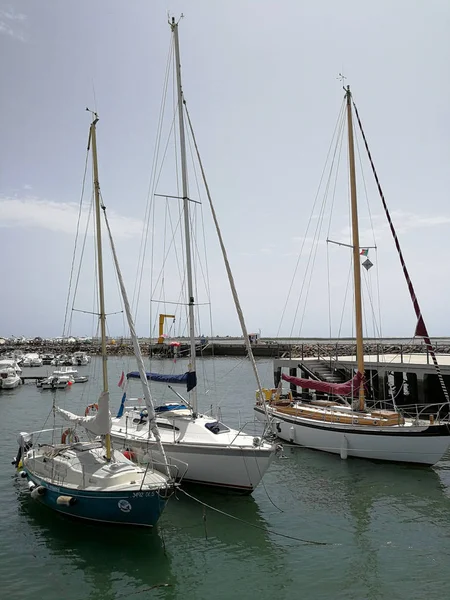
109, 18, 279, 493
254, 86, 450, 466
14, 115, 175, 526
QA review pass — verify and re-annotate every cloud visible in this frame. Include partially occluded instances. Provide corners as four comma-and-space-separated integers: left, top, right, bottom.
0, 196, 144, 239
0, 7, 26, 41
340, 210, 450, 244
0, 8, 26, 21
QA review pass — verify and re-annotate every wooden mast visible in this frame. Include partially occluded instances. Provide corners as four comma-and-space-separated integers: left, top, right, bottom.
346, 86, 365, 411
171, 17, 198, 416
90, 115, 111, 459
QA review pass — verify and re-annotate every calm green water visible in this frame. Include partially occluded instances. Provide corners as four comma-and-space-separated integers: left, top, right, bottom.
1, 357, 450, 600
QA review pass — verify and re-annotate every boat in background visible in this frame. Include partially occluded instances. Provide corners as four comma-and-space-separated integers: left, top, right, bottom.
37, 374, 73, 390
22, 353, 43, 367
51, 354, 72, 366
0, 358, 22, 375
53, 366, 88, 383
0, 366, 21, 389
41, 353, 55, 365
255, 86, 450, 466
72, 352, 90, 366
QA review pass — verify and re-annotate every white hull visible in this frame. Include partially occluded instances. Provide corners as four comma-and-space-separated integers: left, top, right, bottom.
117, 437, 274, 492
71, 357, 89, 366
111, 411, 277, 492
23, 354, 42, 367
40, 382, 68, 390
254, 406, 450, 466
1, 376, 21, 389
53, 367, 78, 376
0, 360, 22, 375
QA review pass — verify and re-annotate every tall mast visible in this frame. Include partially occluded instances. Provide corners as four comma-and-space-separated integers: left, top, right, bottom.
171, 17, 198, 415
346, 86, 365, 411
90, 115, 111, 458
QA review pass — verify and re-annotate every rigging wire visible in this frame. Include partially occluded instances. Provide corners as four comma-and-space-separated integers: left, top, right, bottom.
183, 100, 272, 428
132, 37, 174, 318
354, 124, 381, 338
294, 105, 347, 337
99, 190, 128, 341
170, 52, 189, 351
185, 117, 217, 394
352, 99, 450, 403
337, 260, 353, 340
66, 187, 95, 336
326, 110, 347, 342
62, 142, 90, 338
276, 99, 346, 337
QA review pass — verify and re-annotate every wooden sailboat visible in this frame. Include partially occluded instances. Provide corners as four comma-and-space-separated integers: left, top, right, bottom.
254, 86, 450, 466
14, 115, 175, 526
109, 18, 279, 492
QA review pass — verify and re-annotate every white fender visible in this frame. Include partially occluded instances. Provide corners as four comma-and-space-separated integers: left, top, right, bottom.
340, 434, 348, 460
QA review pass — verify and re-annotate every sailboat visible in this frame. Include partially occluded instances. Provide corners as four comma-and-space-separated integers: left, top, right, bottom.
13, 115, 175, 526
254, 86, 450, 466
109, 18, 279, 493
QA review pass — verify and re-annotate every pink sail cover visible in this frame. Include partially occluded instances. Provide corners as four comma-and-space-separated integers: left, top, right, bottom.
282, 371, 364, 396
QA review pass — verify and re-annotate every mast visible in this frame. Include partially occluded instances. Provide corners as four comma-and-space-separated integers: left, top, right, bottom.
346, 86, 365, 411
171, 17, 198, 415
90, 115, 111, 458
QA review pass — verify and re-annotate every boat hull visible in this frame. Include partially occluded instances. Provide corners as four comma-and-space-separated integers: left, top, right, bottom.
1, 377, 21, 389
111, 434, 276, 493
24, 470, 169, 527
254, 406, 450, 465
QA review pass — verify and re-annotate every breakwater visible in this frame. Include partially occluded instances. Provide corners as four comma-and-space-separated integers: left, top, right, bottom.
1, 338, 450, 359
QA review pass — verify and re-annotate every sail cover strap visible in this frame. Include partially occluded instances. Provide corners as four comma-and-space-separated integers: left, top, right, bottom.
353, 100, 450, 404
282, 371, 363, 396
127, 371, 197, 392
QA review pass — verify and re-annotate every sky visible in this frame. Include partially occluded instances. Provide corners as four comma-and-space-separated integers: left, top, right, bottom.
1, 0, 450, 339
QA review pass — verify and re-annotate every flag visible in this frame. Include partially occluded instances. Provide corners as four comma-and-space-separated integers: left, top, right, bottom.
116, 391, 127, 418
118, 371, 125, 389
360, 248, 369, 256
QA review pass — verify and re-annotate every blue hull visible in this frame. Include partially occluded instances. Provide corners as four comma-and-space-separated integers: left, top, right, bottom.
25, 470, 170, 527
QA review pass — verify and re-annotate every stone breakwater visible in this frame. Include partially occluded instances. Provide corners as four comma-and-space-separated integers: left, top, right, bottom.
1, 339, 449, 359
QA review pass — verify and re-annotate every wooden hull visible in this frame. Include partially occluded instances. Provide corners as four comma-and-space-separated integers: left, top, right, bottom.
254, 405, 450, 465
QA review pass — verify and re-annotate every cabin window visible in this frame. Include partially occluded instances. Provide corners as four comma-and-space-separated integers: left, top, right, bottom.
205, 421, 230, 434
156, 423, 180, 431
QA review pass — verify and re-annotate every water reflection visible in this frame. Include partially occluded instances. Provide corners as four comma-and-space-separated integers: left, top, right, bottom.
165, 484, 275, 550
17, 489, 173, 600
16, 480, 280, 600
278, 447, 450, 599
283, 446, 450, 520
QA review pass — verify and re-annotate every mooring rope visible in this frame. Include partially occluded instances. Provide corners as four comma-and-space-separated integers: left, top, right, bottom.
178, 487, 331, 546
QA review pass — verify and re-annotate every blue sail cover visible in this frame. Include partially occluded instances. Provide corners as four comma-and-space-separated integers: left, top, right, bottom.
126, 371, 197, 392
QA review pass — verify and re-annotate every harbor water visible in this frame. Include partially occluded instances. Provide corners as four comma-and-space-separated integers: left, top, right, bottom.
1, 357, 450, 599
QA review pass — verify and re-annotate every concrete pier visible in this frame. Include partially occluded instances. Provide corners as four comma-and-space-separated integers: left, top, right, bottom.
274, 353, 450, 411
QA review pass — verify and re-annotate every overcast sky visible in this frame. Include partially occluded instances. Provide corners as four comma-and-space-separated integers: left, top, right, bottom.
1, 0, 449, 339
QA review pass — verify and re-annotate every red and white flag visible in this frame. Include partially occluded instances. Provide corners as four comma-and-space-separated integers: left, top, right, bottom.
118, 371, 125, 389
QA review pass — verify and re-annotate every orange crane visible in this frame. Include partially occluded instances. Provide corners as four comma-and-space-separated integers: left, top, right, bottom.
157, 314, 175, 344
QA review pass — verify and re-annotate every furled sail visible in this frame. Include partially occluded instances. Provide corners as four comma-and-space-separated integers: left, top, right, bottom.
282, 371, 363, 396
55, 391, 111, 436
127, 371, 197, 392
